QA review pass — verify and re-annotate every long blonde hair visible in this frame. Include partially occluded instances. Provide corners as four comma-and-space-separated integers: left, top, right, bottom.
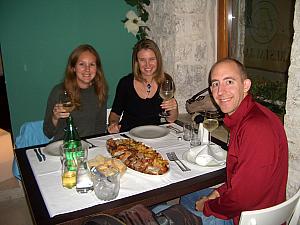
64, 44, 108, 108
132, 39, 165, 85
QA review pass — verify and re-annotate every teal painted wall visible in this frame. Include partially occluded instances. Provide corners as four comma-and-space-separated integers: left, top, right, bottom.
0, 0, 136, 139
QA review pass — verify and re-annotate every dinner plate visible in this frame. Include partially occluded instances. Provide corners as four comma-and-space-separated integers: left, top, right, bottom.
182, 145, 227, 167
129, 125, 170, 139
43, 140, 89, 157
43, 140, 63, 157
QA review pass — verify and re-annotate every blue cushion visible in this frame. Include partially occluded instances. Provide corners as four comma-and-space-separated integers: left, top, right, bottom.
15, 120, 51, 148
13, 120, 52, 180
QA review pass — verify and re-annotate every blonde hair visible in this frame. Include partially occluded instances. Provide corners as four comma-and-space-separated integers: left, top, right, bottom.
132, 39, 165, 85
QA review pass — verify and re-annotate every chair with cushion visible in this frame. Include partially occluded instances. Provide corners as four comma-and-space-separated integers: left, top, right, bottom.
12, 120, 52, 180
239, 188, 300, 225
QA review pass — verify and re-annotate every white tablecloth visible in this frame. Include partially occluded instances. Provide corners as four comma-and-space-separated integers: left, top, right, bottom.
26, 123, 225, 217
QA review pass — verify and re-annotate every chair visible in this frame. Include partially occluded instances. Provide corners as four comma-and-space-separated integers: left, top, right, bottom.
239, 188, 300, 225
12, 120, 52, 180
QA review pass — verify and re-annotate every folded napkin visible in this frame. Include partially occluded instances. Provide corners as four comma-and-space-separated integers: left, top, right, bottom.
189, 144, 226, 166
199, 123, 209, 144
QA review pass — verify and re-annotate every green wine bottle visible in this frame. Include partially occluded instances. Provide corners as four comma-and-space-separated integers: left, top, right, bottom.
63, 116, 82, 170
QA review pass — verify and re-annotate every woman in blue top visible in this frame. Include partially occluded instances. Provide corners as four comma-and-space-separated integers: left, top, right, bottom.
108, 39, 178, 133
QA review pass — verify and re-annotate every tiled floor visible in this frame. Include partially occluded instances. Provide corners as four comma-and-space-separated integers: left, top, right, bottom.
0, 178, 33, 225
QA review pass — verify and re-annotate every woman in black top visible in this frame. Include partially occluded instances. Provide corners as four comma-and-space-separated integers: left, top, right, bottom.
108, 39, 178, 133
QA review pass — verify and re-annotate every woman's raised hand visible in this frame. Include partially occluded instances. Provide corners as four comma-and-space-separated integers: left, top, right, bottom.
107, 123, 121, 134
52, 104, 70, 127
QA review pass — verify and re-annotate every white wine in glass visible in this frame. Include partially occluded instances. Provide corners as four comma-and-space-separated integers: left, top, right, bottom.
60, 91, 75, 113
62, 102, 75, 113
203, 111, 219, 147
203, 119, 219, 133
159, 91, 174, 101
159, 78, 174, 118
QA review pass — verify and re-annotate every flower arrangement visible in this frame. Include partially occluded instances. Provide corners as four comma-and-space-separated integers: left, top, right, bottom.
122, 0, 150, 40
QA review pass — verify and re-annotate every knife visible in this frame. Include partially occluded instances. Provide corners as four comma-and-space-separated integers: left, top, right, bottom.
83, 139, 97, 148
34, 148, 43, 162
38, 148, 46, 161
120, 133, 131, 139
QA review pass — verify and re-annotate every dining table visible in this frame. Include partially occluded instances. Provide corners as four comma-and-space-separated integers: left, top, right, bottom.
15, 123, 227, 225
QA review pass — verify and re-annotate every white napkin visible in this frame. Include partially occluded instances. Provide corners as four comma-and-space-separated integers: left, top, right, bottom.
189, 144, 226, 166
199, 123, 209, 144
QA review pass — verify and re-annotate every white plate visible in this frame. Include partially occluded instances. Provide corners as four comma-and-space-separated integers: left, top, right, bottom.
129, 125, 170, 139
182, 145, 227, 167
43, 140, 89, 157
43, 140, 63, 157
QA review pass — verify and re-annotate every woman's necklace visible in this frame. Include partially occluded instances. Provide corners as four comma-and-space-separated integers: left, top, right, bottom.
145, 79, 153, 98
146, 83, 151, 94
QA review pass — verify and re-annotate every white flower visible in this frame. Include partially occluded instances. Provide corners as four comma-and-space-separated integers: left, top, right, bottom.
124, 10, 146, 36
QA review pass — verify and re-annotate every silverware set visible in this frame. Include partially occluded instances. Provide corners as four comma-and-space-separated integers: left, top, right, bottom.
166, 125, 183, 134
34, 148, 46, 162
166, 152, 190, 172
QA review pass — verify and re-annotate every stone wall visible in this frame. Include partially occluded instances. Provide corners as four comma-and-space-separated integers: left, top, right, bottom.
285, 0, 300, 198
147, 0, 299, 198
146, 0, 217, 113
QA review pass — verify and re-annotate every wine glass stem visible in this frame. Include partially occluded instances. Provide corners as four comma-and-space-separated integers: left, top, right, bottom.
208, 132, 211, 146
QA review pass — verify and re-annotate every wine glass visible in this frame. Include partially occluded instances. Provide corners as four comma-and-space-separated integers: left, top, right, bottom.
203, 111, 219, 148
59, 91, 75, 113
159, 78, 175, 118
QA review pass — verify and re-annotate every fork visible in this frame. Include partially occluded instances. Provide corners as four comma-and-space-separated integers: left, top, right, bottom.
166, 152, 191, 172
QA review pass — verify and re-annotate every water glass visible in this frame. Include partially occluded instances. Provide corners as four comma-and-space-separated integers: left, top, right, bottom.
61, 158, 77, 189
60, 143, 89, 189
183, 123, 192, 141
190, 123, 201, 147
92, 167, 120, 201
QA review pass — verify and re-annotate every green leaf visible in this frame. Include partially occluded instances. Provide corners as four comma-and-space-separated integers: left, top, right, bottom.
140, 9, 149, 22
125, 0, 139, 7
141, 0, 151, 6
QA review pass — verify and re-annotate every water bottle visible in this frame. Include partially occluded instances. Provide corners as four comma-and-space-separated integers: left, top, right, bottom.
76, 158, 93, 193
